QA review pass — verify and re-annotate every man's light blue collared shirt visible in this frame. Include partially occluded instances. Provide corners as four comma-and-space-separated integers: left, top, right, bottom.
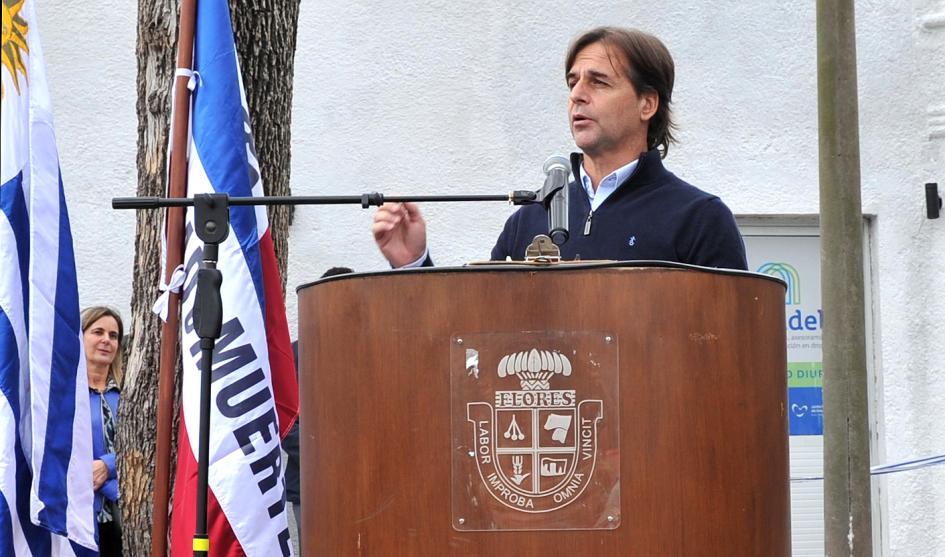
580, 158, 639, 211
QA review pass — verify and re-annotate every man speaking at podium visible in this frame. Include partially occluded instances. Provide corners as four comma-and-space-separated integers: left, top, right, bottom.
372, 27, 748, 271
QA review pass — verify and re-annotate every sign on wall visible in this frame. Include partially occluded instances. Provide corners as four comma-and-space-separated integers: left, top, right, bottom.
755, 249, 824, 437
744, 230, 826, 557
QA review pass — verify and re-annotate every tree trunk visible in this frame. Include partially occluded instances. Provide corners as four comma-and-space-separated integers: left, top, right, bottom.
118, 1, 178, 555
118, 1, 300, 554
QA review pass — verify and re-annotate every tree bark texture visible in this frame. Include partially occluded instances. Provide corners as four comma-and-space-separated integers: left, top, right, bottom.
118, 1, 178, 555
120, 0, 299, 554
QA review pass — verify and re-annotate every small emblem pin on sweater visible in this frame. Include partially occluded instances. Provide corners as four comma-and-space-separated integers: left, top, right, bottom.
627, 236, 636, 246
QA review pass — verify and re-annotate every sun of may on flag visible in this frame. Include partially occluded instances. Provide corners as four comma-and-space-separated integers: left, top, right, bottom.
1, 0, 98, 556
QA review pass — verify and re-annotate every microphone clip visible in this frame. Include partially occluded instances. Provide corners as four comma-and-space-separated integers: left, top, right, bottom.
535, 176, 567, 208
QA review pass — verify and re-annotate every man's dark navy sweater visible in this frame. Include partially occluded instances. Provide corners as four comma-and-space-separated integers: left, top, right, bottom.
489, 149, 748, 270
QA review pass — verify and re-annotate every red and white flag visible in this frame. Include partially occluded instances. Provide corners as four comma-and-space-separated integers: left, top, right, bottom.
167, 0, 299, 554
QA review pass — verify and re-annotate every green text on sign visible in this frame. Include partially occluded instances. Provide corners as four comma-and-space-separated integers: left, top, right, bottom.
787, 362, 823, 388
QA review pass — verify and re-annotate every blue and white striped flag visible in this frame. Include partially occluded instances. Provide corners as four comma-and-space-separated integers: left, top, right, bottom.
1, 1, 98, 555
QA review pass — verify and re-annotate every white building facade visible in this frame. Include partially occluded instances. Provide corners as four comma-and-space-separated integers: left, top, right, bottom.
38, 1, 944, 555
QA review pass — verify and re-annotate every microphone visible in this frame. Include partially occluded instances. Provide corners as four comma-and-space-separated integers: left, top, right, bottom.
542, 155, 571, 246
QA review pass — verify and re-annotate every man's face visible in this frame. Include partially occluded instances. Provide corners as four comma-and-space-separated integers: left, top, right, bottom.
566, 42, 655, 158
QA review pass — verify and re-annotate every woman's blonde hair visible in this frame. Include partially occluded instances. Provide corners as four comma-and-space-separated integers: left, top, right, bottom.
80, 306, 124, 388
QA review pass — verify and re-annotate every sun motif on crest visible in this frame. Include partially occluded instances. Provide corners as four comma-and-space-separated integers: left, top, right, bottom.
1, 0, 29, 98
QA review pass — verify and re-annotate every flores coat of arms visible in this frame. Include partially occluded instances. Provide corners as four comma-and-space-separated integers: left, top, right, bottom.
466, 348, 603, 513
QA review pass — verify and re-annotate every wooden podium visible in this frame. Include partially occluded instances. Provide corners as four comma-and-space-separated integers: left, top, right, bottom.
296, 262, 790, 556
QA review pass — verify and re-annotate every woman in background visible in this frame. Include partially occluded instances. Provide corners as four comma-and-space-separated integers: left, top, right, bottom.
81, 306, 124, 556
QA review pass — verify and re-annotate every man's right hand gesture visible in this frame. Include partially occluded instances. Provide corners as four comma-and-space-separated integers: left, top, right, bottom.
372, 202, 427, 268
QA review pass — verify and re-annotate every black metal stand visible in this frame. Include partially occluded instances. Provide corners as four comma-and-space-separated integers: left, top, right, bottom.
112, 190, 539, 210
110, 187, 561, 556
190, 193, 228, 557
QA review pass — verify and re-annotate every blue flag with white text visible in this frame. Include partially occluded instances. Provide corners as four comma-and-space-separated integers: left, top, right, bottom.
1, 1, 98, 555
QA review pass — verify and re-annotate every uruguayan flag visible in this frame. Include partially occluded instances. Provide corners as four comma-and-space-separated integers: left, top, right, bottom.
1, 1, 98, 555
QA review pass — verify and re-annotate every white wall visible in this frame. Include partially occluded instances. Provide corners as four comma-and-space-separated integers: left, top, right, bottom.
39, 0, 944, 554
36, 0, 138, 314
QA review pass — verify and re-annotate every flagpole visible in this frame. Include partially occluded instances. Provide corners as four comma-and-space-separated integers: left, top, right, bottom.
150, 0, 197, 555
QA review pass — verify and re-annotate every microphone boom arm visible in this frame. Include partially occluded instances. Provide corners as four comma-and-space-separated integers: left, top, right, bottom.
112, 190, 540, 211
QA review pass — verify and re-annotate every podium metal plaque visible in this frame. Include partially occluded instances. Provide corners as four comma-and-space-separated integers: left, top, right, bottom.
450, 331, 620, 531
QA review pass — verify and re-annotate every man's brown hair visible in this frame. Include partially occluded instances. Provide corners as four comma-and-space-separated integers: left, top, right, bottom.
566, 27, 677, 158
